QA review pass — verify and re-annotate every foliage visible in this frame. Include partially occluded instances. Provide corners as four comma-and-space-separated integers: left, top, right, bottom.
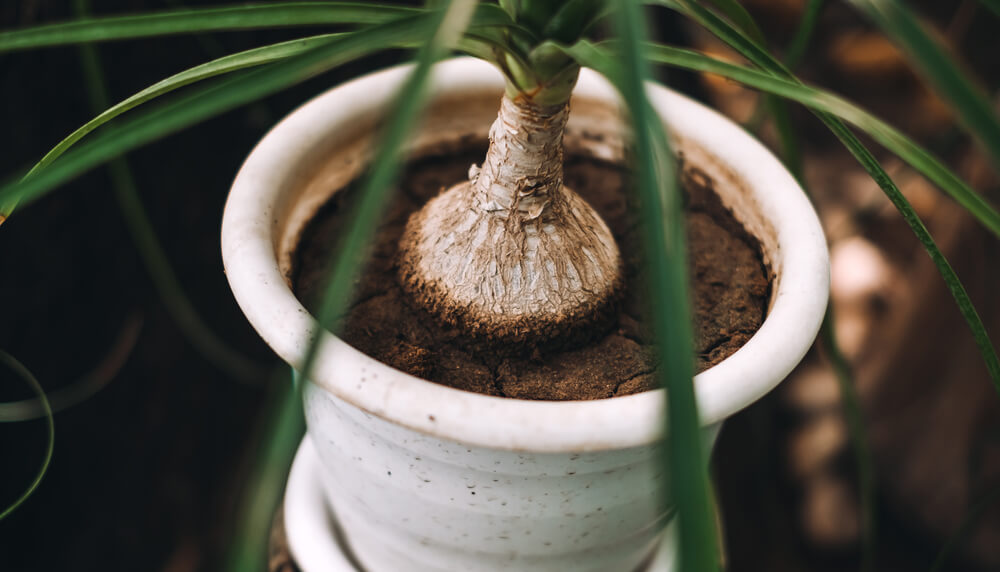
2, 1, 999, 571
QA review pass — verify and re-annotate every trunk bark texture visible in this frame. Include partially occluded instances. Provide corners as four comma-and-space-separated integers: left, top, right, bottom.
397, 95, 622, 347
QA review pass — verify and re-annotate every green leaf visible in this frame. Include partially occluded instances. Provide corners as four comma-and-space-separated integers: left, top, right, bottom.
701, 1, 803, 178
0, 315, 141, 422
0, 29, 503, 220
225, 1, 477, 570
703, 0, 766, 44
0, 2, 519, 54
224, 375, 304, 572
653, 1, 999, 232
0, 350, 54, 520
300, 0, 477, 379
0, 3, 518, 220
73, 0, 267, 384
0, 33, 341, 220
0, 15, 433, 211
657, 0, 1000, 391
608, 1, 719, 571
624, 42, 1000, 239
784, 0, 824, 69
542, 0, 607, 43
0, 2, 416, 53
740, 0, 824, 138
849, 0, 1000, 171
825, 116, 1000, 392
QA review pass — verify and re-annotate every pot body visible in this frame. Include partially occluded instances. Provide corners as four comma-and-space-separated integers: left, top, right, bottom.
305, 382, 700, 571
222, 58, 829, 571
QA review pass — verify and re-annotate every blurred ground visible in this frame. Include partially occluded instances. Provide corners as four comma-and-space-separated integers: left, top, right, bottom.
1, 1, 999, 571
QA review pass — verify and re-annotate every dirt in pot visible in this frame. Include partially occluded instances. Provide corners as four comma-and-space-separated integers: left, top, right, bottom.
292, 144, 770, 400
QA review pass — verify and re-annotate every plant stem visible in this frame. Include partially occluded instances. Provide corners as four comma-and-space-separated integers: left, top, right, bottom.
473, 95, 568, 219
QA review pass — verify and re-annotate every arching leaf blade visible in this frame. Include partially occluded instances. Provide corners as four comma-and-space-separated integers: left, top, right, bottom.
607, 1, 719, 570
0, 350, 54, 521
822, 117, 1000, 392
0, 2, 417, 53
74, 0, 268, 384
0, 2, 517, 54
612, 2, 1000, 390
226, 1, 478, 571
0, 15, 433, 212
569, 39, 1000, 391
652, 0, 1000, 238
784, 0, 825, 69
639, 42, 1000, 239
0, 31, 502, 221
849, 0, 1000, 171
703, 0, 765, 44
300, 0, 478, 379
1, 34, 345, 220
30, 34, 345, 177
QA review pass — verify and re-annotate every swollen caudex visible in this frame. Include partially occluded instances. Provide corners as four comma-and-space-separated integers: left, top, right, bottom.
397, 95, 623, 347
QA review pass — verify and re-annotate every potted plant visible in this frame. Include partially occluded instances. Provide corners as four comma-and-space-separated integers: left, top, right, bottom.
218, 2, 829, 570
5, 1, 998, 571
221, 51, 829, 570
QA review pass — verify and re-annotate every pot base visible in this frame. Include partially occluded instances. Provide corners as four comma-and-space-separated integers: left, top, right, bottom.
284, 436, 679, 571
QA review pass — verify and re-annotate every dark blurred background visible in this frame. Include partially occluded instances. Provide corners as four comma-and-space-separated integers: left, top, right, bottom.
1, 1, 999, 571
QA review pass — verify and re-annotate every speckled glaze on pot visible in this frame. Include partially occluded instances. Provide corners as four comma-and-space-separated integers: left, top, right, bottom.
222, 58, 829, 571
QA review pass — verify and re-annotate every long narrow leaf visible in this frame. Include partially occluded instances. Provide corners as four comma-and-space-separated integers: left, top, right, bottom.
0, 2, 517, 54
703, 1, 802, 179
651, 0, 1000, 238
849, 0, 1000, 170
704, 0, 765, 44
0, 314, 141, 422
226, 1, 476, 570
784, 0, 825, 69
73, 0, 266, 384
27, 34, 343, 178
0, 15, 432, 211
0, 2, 415, 53
224, 376, 304, 572
300, 0, 477, 379
0, 350, 54, 520
635, 42, 1000, 238
741, 0, 824, 137
0, 34, 342, 219
658, 0, 1000, 390
0, 30, 503, 220
825, 116, 1000, 389
609, 2, 719, 571
567, 33, 880, 571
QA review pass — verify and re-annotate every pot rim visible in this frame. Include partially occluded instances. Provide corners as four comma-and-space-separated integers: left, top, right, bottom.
221, 57, 829, 452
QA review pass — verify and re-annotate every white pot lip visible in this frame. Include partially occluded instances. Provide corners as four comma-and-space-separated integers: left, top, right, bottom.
222, 57, 829, 453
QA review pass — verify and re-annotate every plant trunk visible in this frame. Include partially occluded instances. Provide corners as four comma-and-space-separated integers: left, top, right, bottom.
397, 94, 622, 348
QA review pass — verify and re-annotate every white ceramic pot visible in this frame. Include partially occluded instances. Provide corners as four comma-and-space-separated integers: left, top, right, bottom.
222, 58, 829, 571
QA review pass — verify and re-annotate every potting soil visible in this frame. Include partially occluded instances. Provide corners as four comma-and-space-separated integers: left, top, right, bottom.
293, 146, 770, 400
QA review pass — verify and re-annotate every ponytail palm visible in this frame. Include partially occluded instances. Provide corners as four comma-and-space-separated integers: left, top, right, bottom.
3, 2, 1000, 572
